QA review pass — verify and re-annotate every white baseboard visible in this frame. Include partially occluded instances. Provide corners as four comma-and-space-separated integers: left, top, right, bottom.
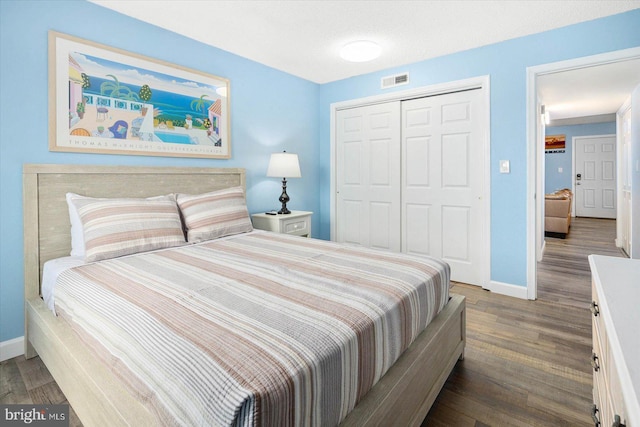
0, 336, 24, 362
485, 280, 529, 300
538, 240, 546, 262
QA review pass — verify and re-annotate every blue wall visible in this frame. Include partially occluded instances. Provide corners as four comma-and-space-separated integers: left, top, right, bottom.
1, 1, 639, 345
0, 1, 319, 343
545, 122, 616, 192
318, 9, 640, 288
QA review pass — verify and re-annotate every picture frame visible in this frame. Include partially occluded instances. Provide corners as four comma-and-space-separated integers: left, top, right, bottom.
545, 134, 566, 153
49, 31, 231, 159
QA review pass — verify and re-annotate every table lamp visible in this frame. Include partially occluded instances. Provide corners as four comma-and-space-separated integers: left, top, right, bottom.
267, 151, 301, 214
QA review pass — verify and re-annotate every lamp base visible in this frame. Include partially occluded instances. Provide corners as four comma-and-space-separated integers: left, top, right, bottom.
278, 178, 291, 214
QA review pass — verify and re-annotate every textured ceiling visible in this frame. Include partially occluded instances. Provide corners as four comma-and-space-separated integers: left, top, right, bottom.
90, 0, 640, 119
538, 58, 640, 122
90, 0, 640, 84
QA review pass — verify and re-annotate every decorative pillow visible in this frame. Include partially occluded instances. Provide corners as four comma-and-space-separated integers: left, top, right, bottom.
71, 194, 186, 262
177, 187, 253, 243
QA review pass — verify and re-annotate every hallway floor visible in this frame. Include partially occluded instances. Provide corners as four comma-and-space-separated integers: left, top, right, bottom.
536, 217, 625, 308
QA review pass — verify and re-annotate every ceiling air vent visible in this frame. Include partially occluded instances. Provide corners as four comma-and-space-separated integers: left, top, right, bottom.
381, 72, 409, 89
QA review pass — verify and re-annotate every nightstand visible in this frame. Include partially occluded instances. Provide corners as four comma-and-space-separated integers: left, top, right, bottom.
251, 210, 312, 238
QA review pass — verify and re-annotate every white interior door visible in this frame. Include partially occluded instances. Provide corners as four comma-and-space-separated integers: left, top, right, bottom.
336, 102, 401, 251
401, 89, 484, 286
574, 135, 617, 219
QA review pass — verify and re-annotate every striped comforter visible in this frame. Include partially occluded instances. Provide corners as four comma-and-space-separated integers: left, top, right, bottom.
54, 231, 450, 426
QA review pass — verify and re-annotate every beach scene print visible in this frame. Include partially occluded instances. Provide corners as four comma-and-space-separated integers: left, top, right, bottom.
53, 33, 230, 158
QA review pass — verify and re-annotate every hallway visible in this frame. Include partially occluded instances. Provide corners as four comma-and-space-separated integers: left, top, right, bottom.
536, 217, 626, 308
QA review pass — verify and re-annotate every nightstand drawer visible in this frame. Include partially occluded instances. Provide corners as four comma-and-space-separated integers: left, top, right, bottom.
251, 210, 313, 238
282, 217, 309, 235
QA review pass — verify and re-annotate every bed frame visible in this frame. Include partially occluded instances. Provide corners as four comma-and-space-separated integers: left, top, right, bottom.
23, 163, 465, 427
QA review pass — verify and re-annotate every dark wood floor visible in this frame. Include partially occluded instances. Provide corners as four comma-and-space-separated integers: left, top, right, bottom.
423, 217, 624, 426
536, 217, 624, 308
424, 282, 593, 426
0, 354, 83, 426
1, 218, 624, 426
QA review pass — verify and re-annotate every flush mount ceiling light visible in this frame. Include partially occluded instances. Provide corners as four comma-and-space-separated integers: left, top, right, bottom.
339, 40, 381, 62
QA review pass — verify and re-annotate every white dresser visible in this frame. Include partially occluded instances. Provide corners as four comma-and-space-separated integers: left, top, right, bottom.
589, 255, 640, 427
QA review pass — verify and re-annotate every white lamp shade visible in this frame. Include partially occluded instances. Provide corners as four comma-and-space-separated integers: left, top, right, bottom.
267, 152, 301, 178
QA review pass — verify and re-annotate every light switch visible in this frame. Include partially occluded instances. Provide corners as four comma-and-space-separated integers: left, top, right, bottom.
499, 160, 510, 174
558, 167, 563, 173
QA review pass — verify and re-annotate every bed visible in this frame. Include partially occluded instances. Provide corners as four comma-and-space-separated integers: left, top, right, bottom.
23, 164, 465, 426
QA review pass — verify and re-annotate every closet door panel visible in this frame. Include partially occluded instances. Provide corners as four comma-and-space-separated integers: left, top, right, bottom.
342, 200, 364, 245
335, 88, 485, 287
405, 136, 430, 187
402, 89, 484, 286
442, 205, 470, 261
441, 133, 470, 188
336, 102, 401, 251
405, 203, 431, 255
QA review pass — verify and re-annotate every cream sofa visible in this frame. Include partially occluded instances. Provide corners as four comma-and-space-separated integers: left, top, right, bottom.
545, 189, 572, 238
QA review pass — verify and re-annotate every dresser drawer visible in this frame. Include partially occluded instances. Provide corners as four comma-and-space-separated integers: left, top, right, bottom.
589, 257, 637, 427
593, 371, 609, 427
609, 353, 629, 427
592, 280, 609, 385
591, 280, 606, 349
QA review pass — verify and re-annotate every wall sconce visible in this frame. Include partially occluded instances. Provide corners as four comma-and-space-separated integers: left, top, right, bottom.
541, 104, 550, 125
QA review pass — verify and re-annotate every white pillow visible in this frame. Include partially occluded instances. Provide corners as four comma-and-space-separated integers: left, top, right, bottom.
66, 193, 86, 257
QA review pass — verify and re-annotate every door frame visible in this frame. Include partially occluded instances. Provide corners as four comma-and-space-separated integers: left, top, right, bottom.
572, 134, 617, 218
525, 47, 640, 300
330, 75, 491, 288
616, 97, 632, 251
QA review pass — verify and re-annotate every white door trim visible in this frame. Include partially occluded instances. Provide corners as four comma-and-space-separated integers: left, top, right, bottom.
526, 46, 640, 300
572, 134, 617, 218
330, 75, 491, 288
616, 97, 632, 249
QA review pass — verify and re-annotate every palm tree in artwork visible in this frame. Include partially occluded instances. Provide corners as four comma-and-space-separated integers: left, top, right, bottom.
190, 95, 209, 121
100, 74, 139, 101
100, 74, 124, 98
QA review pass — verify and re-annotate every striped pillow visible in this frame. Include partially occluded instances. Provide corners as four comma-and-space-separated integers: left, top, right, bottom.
177, 187, 253, 243
71, 195, 186, 262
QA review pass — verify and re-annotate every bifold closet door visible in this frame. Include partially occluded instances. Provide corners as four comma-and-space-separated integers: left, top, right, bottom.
401, 89, 483, 286
336, 102, 401, 251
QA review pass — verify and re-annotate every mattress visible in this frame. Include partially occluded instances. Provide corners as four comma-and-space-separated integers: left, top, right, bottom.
52, 231, 450, 426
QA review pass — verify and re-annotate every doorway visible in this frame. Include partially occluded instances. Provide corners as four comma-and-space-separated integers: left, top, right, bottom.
573, 134, 617, 219
526, 47, 640, 300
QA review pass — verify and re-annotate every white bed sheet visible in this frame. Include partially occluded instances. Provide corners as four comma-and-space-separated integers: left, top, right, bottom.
42, 256, 86, 313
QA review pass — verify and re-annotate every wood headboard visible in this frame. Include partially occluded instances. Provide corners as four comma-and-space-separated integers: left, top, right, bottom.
23, 164, 246, 301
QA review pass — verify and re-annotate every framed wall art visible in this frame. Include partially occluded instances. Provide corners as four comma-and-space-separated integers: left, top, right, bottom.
545, 134, 566, 153
49, 31, 231, 159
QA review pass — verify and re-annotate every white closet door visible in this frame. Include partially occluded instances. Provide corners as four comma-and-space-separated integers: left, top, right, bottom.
575, 135, 617, 219
336, 102, 401, 251
401, 89, 484, 286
